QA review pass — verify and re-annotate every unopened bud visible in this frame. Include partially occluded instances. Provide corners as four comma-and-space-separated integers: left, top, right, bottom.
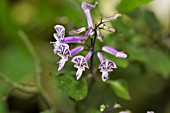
103, 26, 115, 32
102, 13, 121, 23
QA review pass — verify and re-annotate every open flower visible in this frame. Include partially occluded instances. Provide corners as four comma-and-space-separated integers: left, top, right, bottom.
72, 52, 91, 80
82, 2, 97, 28
102, 46, 127, 58
54, 43, 84, 71
97, 52, 117, 81
51, 25, 83, 47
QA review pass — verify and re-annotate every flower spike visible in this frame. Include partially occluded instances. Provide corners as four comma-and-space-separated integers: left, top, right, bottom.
102, 46, 127, 58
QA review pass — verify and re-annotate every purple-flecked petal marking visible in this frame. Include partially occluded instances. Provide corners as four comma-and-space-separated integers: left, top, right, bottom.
82, 2, 98, 28
72, 55, 89, 80
54, 43, 71, 71
99, 60, 117, 82
54, 25, 65, 41
69, 27, 86, 34
61, 36, 82, 43
102, 46, 127, 58
70, 46, 84, 56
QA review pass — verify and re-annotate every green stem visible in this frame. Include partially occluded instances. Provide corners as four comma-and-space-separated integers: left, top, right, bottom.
0, 71, 39, 94
18, 30, 52, 109
18, 30, 41, 89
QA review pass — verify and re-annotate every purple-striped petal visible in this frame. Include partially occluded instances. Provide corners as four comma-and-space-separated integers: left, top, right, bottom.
72, 55, 89, 80
54, 25, 65, 40
69, 27, 86, 34
70, 46, 84, 56
102, 46, 127, 58
82, 2, 97, 28
55, 43, 71, 59
97, 52, 104, 63
99, 60, 117, 82
61, 36, 82, 43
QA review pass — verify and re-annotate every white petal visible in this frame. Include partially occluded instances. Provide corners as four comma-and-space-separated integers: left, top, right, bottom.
76, 68, 83, 80
57, 58, 67, 71
102, 72, 109, 82
116, 52, 127, 58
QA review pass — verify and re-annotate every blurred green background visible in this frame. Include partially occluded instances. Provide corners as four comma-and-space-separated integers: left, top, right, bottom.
0, 0, 170, 113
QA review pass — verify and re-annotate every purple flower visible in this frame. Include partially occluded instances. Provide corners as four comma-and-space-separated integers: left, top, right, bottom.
97, 52, 117, 82
82, 2, 98, 28
54, 43, 84, 71
102, 46, 127, 58
72, 52, 91, 80
51, 25, 83, 47
54, 25, 65, 41
54, 43, 71, 71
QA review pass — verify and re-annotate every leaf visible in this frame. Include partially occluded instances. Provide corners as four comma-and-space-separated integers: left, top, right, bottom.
144, 49, 170, 78
117, 0, 152, 13
0, 46, 35, 82
52, 73, 88, 101
107, 79, 131, 100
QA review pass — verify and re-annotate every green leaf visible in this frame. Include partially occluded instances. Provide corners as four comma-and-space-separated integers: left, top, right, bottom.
144, 49, 170, 78
117, 0, 152, 13
0, 46, 35, 82
107, 79, 131, 100
52, 73, 88, 101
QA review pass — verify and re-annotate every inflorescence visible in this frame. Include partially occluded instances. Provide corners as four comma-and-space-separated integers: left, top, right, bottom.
50, 2, 127, 82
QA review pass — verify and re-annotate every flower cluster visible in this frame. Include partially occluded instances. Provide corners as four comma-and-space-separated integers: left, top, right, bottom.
51, 2, 127, 82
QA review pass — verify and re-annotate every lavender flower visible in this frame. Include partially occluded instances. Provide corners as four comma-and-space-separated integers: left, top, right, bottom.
102, 46, 127, 58
72, 52, 91, 80
82, 2, 98, 28
51, 25, 83, 48
97, 52, 117, 82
